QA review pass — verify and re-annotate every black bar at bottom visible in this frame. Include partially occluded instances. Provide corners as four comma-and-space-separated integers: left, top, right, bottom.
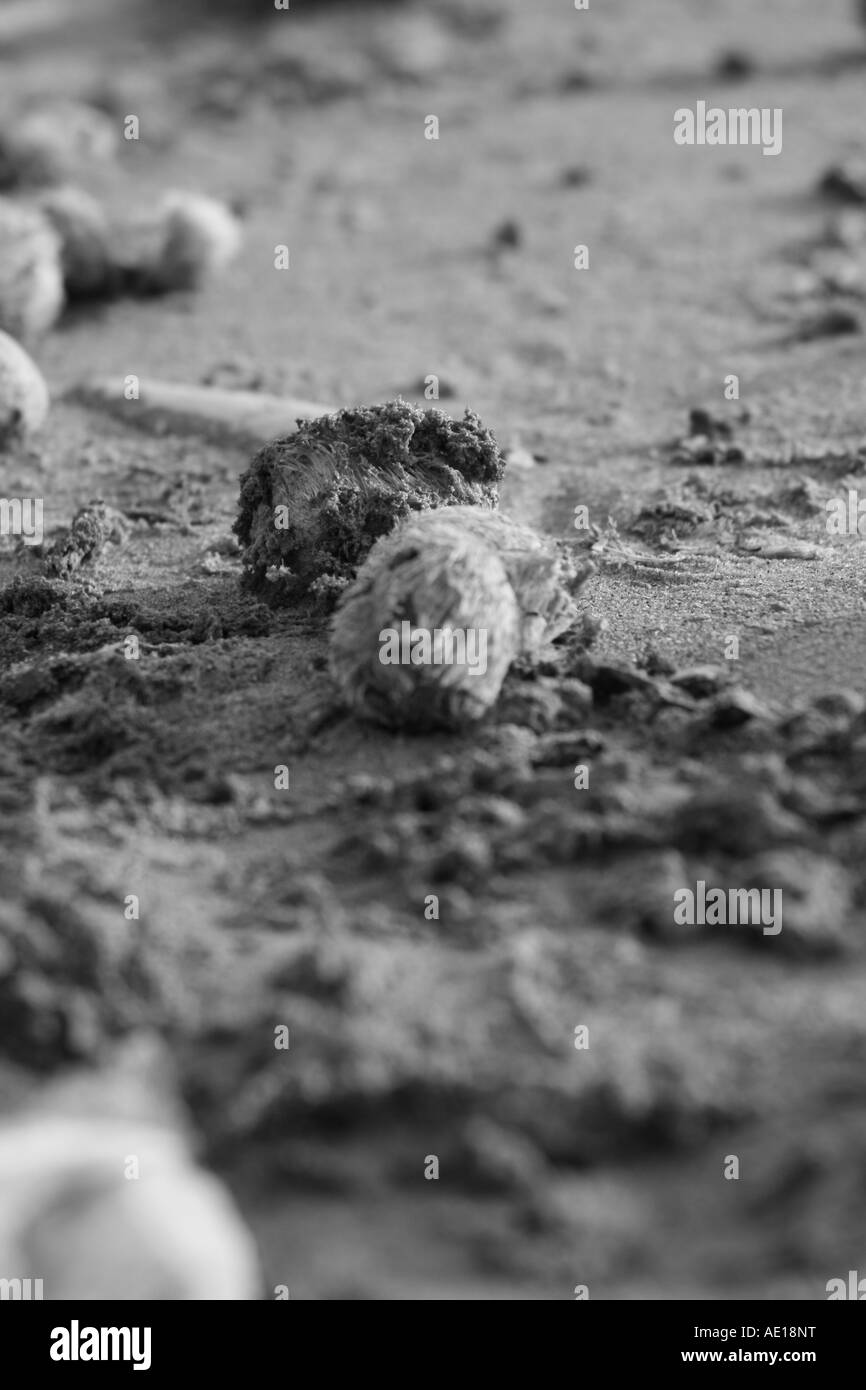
0, 1300, 861, 1376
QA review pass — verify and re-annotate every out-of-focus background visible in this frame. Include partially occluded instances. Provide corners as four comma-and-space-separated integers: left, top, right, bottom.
1, 0, 866, 1299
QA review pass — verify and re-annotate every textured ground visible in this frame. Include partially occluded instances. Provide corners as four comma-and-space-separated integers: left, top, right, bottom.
2, 0, 866, 1299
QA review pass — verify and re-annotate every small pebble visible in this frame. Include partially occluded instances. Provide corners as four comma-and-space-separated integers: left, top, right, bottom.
688, 407, 732, 439
0, 328, 49, 446
670, 665, 727, 698
709, 686, 771, 727
490, 219, 522, 251
0, 100, 116, 189
36, 185, 113, 298
145, 192, 243, 292
714, 50, 755, 81
0, 196, 64, 339
818, 161, 866, 206
791, 306, 861, 341
504, 445, 536, 469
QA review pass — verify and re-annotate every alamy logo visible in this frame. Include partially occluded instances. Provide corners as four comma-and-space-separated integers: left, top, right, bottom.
0, 1277, 43, 1299
827, 1271, 866, 1299
50, 1321, 152, 1372
673, 881, 783, 936
0, 497, 43, 545
674, 102, 782, 157
826, 490, 866, 535
378, 622, 488, 676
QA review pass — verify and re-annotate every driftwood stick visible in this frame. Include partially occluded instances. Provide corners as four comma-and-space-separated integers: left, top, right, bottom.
66, 377, 337, 446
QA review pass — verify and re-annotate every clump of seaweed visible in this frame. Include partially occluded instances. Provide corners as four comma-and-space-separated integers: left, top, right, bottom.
234, 400, 505, 601
42, 501, 130, 578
